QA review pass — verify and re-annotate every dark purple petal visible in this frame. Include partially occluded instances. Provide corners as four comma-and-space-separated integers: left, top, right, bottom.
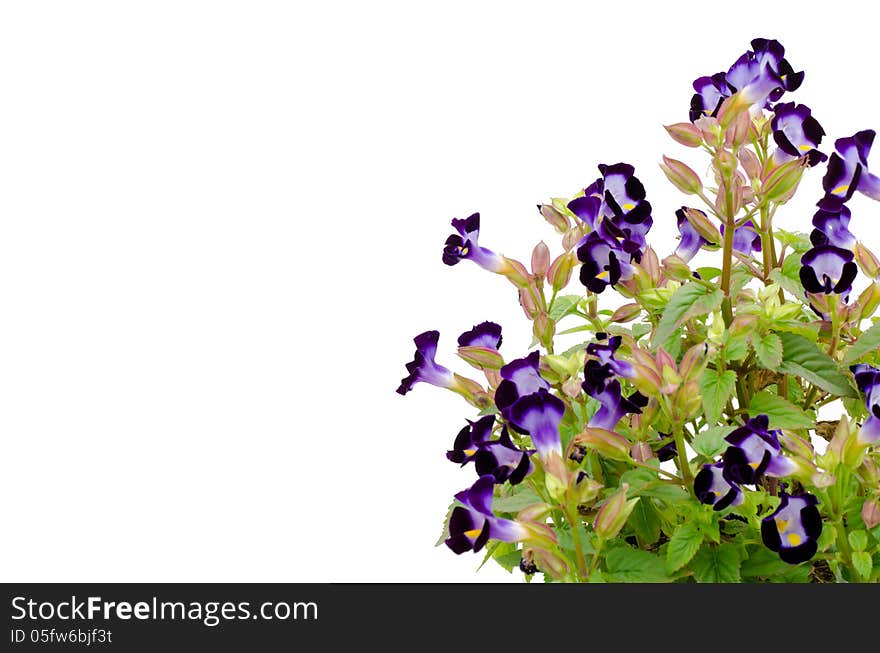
800, 245, 857, 296
771, 102, 826, 166
761, 491, 822, 564
675, 207, 709, 262
508, 389, 565, 460
442, 212, 505, 272
694, 463, 743, 511
722, 414, 793, 483
397, 330, 455, 395
458, 321, 503, 349
495, 351, 550, 418
446, 415, 496, 465
567, 195, 602, 230
810, 203, 856, 250
586, 333, 635, 379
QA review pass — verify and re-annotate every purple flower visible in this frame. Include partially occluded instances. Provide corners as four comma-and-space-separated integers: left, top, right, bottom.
720, 220, 762, 257
494, 351, 550, 419
582, 360, 647, 431
822, 130, 880, 202
810, 198, 856, 250
727, 37, 803, 108
722, 414, 797, 484
761, 491, 822, 564
851, 364, 880, 444
507, 388, 565, 461
690, 72, 729, 122
567, 185, 603, 230
576, 231, 631, 294
397, 330, 456, 395
585, 333, 635, 379
446, 416, 533, 485
675, 207, 710, 262
442, 213, 506, 272
656, 434, 677, 462
694, 462, 744, 511
457, 321, 503, 349
445, 475, 528, 554
771, 102, 827, 167
799, 245, 857, 297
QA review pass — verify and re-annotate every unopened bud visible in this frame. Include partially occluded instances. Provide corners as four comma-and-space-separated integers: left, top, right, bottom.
862, 458, 880, 487
857, 282, 880, 321
594, 484, 639, 541
738, 147, 761, 180
533, 549, 568, 580
725, 110, 751, 148
503, 257, 532, 288
562, 376, 583, 398
533, 312, 555, 349
855, 242, 880, 278
679, 343, 708, 381
517, 502, 552, 523
611, 302, 642, 323
660, 155, 703, 195
531, 241, 551, 278
548, 251, 576, 291
518, 287, 538, 319
762, 158, 806, 203
664, 122, 703, 148
682, 207, 721, 245
779, 431, 814, 460
576, 427, 631, 462
862, 499, 880, 530
563, 226, 587, 251
662, 254, 692, 281
641, 246, 661, 284
694, 116, 722, 146
452, 373, 493, 410
538, 203, 570, 234
630, 441, 654, 463
457, 345, 505, 370
679, 380, 703, 417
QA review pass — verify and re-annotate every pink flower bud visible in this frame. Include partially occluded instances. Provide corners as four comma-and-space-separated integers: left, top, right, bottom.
531, 241, 551, 278
862, 499, 880, 530
641, 246, 661, 284
855, 242, 880, 278
694, 116, 722, 146
611, 302, 642, 323
594, 483, 639, 541
661, 254, 692, 281
679, 343, 708, 381
518, 287, 538, 319
725, 110, 751, 148
857, 282, 880, 321
714, 150, 738, 177
660, 155, 703, 195
457, 345, 505, 370
548, 251, 576, 291
684, 206, 722, 245
761, 158, 806, 203
738, 147, 761, 180
664, 122, 703, 148
538, 203, 570, 233
630, 441, 653, 463
563, 225, 587, 251
575, 428, 631, 462
502, 257, 532, 288
533, 312, 555, 349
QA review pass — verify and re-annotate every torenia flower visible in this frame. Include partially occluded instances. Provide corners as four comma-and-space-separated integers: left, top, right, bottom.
722, 414, 798, 484
585, 333, 636, 379
397, 330, 456, 395
508, 388, 565, 461
761, 491, 822, 564
720, 220, 762, 257
799, 245, 858, 297
582, 360, 647, 430
457, 321, 503, 349
771, 102, 827, 167
822, 130, 880, 202
690, 72, 729, 122
494, 351, 550, 419
694, 462, 744, 511
442, 213, 507, 272
726, 38, 803, 110
446, 416, 533, 485
445, 476, 528, 554
576, 231, 631, 294
851, 364, 880, 444
810, 198, 856, 250
675, 207, 710, 262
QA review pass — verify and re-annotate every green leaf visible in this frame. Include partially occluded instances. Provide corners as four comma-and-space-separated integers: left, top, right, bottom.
740, 546, 792, 578
723, 333, 749, 362
753, 333, 783, 370
654, 282, 723, 346
848, 530, 868, 552
629, 498, 662, 547
699, 368, 737, 424
637, 483, 689, 503
492, 549, 522, 573
557, 524, 595, 556
478, 404, 499, 416
696, 266, 722, 281
748, 391, 814, 429
492, 488, 542, 513
852, 551, 873, 580
774, 229, 812, 253
778, 332, 857, 398
559, 340, 591, 358
666, 522, 704, 573
692, 425, 735, 458
549, 295, 582, 321
690, 543, 742, 583
604, 546, 671, 583
843, 321, 880, 365
435, 501, 458, 546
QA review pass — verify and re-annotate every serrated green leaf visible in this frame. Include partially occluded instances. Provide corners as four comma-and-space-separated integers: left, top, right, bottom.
604, 546, 671, 583
843, 321, 880, 365
724, 333, 749, 361
690, 543, 742, 583
740, 546, 792, 578
778, 332, 857, 398
557, 524, 595, 555
492, 488, 542, 513
753, 332, 783, 369
478, 404, 499, 416
666, 522, 704, 573
629, 498, 662, 547
775, 229, 812, 252
436, 501, 458, 546
769, 267, 804, 300
692, 425, 735, 458
549, 295, 583, 321
654, 282, 723, 346
637, 483, 690, 503
848, 530, 868, 552
852, 551, 873, 580
696, 267, 722, 280
699, 368, 737, 424
492, 549, 523, 573
748, 390, 814, 429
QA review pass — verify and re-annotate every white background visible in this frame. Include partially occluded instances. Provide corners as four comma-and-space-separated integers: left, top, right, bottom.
1, 1, 879, 582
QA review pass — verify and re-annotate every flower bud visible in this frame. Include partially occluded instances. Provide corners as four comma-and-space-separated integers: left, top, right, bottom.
738, 147, 761, 181
533, 549, 569, 580
679, 380, 703, 417
517, 502, 552, 523
502, 257, 532, 288
538, 203, 570, 234
484, 368, 502, 388
563, 225, 587, 251
576, 475, 603, 506
660, 155, 703, 195
714, 150, 739, 177
725, 110, 751, 148
779, 431, 814, 460
679, 343, 708, 381
575, 427, 631, 462
531, 241, 550, 278
611, 302, 642, 323
533, 312, 555, 350
854, 242, 880, 279
562, 376, 583, 398
694, 116, 722, 146
862, 499, 880, 530
829, 418, 865, 468
630, 441, 653, 463
594, 484, 639, 541
761, 158, 806, 203
451, 373, 493, 409
857, 282, 880, 321
548, 251, 576, 291
682, 207, 721, 246
518, 287, 538, 319
641, 246, 661, 284
457, 345, 505, 370
662, 254, 692, 281
664, 122, 703, 148
862, 458, 880, 487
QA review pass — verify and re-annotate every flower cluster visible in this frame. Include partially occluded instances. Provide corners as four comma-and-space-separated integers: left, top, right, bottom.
398, 37, 880, 583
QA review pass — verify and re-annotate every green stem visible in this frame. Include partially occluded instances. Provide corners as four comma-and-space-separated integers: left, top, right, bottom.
672, 421, 693, 486
586, 539, 603, 581
564, 508, 588, 580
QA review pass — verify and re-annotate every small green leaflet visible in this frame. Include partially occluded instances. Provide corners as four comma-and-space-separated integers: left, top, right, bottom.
629, 499, 661, 547
753, 332, 783, 370
604, 546, 671, 583
699, 368, 737, 424
692, 425, 735, 458
842, 321, 880, 365
653, 282, 723, 346
492, 488, 542, 513
690, 543, 742, 582
777, 332, 858, 398
748, 390, 814, 429
435, 500, 459, 546
666, 522, 704, 573
549, 295, 583, 321
852, 552, 873, 580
